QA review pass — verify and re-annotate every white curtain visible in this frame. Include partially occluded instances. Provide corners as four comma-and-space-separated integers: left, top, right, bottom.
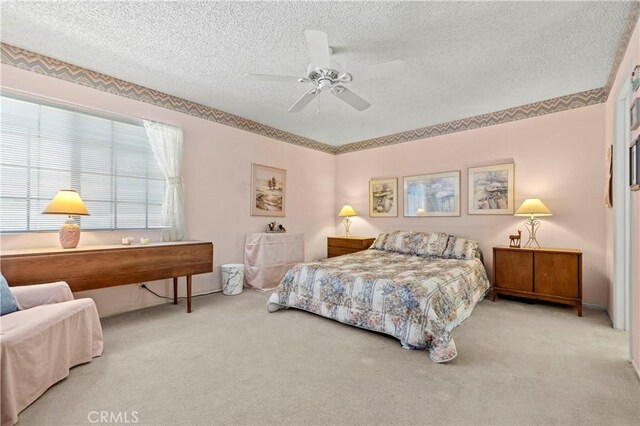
144, 120, 186, 241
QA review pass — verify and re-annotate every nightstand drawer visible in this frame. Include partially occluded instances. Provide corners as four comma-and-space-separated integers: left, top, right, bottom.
328, 237, 374, 249
327, 237, 375, 258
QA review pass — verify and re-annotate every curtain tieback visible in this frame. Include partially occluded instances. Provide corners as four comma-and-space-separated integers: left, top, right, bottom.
167, 176, 183, 185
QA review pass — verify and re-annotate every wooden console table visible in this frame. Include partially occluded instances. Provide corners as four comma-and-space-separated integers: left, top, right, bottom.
0, 241, 213, 313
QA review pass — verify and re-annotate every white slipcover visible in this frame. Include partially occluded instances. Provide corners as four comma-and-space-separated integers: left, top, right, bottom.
0, 282, 103, 426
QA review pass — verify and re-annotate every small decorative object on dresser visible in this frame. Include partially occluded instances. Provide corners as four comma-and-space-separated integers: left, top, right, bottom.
508, 230, 522, 248
492, 246, 582, 316
327, 236, 375, 258
266, 221, 286, 233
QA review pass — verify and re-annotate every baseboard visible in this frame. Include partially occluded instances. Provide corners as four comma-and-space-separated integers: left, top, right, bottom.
632, 359, 640, 380
582, 302, 606, 310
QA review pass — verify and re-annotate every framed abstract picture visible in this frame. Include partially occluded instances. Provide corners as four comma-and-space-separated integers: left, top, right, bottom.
403, 171, 460, 217
369, 177, 398, 217
468, 163, 515, 215
251, 163, 286, 216
631, 137, 639, 191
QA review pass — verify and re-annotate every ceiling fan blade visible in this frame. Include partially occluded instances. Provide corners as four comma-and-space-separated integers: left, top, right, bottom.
244, 73, 303, 82
332, 86, 371, 111
288, 89, 318, 113
352, 60, 407, 80
304, 30, 331, 69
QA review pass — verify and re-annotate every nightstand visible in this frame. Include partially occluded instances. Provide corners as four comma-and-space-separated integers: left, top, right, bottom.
327, 236, 375, 258
492, 246, 583, 316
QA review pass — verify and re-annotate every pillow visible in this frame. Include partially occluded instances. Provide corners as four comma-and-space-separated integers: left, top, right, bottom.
371, 233, 389, 250
372, 231, 408, 253
442, 236, 480, 260
371, 231, 449, 257
412, 232, 450, 257
1, 274, 19, 316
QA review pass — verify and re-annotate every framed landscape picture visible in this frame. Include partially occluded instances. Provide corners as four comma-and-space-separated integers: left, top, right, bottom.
468, 163, 515, 215
369, 177, 398, 217
251, 163, 286, 216
403, 171, 460, 217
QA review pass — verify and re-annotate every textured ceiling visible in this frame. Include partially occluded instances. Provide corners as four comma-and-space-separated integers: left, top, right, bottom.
0, 1, 634, 146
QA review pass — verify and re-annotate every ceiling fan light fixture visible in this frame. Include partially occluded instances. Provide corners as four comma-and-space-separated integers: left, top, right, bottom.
246, 30, 403, 113
338, 72, 353, 83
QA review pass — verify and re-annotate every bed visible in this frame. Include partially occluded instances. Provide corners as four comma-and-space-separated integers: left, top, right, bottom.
267, 231, 490, 363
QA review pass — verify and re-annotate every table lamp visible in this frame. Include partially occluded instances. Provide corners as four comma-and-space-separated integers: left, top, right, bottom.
338, 205, 357, 237
514, 198, 552, 248
42, 189, 90, 249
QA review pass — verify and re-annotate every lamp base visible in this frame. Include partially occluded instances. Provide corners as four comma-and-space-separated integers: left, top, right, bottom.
522, 218, 541, 249
59, 217, 80, 249
342, 217, 352, 238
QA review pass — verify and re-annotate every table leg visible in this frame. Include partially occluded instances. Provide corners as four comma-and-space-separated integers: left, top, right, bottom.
173, 277, 178, 305
186, 275, 192, 313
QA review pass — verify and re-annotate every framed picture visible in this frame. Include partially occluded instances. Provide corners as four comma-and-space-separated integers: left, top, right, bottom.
403, 171, 460, 217
468, 163, 515, 215
633, 65, 640, 91
369, 177, 398, 217
631, 99, 640, 131
251, 163, 286, 216
631, 137, 639, 191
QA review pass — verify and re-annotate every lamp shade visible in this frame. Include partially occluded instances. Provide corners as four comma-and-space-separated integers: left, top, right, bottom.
338, 205, 357, 217
42, 190, 90, 216
514, 198, 552, 217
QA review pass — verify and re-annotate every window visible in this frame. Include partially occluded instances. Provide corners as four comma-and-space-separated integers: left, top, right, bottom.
0, 95, 165, 233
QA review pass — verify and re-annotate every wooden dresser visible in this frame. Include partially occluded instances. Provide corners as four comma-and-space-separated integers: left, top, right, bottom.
492, 246, 582, 316
1, 241, 213, 313
327, 236, 375, 258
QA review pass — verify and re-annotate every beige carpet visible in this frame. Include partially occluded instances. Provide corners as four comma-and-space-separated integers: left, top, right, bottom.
18, 290, 639, 425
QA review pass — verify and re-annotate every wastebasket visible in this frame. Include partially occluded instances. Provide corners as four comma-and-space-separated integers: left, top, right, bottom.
221, 264, 244, 295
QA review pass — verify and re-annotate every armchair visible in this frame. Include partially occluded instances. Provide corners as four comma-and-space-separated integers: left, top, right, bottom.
0, 282, 103, 426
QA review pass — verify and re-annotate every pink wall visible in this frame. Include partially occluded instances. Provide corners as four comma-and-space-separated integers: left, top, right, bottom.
0, 64, 336, 317
605, 19, 640, 376
335, 104, 608, 306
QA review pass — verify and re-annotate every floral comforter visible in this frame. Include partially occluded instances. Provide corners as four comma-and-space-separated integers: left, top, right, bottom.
267, 249, 490, 362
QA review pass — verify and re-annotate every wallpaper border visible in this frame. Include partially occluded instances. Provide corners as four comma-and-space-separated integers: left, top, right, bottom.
334, 88, 606, 154
0, 4, 634, 158
0, 42, 336, 155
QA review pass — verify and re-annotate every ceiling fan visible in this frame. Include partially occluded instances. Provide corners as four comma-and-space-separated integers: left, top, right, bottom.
245, 30, 406, 113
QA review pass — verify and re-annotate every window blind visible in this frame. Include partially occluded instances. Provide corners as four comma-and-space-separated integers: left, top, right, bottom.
0, 95, 165, 232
